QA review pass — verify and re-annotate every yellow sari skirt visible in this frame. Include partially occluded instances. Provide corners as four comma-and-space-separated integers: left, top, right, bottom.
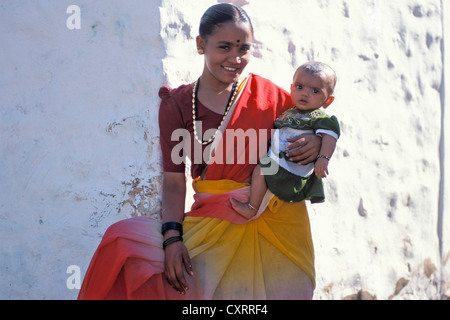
183, 179, 315, 299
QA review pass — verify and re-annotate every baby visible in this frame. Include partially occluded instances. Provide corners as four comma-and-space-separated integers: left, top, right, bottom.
231, 61, 340, 218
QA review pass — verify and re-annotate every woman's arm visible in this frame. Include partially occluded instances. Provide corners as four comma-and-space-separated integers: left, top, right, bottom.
162, 172, 186, 224
161, 172, 193, 295
285, 134, 322, 165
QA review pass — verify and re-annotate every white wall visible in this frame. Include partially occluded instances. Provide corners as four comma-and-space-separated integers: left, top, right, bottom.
0, 0, 165, 299
0, 0, 448, 299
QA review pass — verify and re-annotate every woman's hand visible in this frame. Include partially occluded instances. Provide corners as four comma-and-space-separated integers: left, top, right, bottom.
163, 231, 193, 295
285, 134, 322, 165
161, 172, 193, 295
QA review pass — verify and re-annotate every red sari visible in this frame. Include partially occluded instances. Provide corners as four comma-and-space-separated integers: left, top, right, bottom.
78, 74, 315, 300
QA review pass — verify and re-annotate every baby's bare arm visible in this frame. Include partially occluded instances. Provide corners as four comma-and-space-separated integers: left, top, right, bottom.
315, 134, 337, 178
315, 157, 329, 178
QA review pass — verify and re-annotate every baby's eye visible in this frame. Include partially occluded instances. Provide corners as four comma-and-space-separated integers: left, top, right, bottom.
312, 89, 319, 94
296, 85, 303, 90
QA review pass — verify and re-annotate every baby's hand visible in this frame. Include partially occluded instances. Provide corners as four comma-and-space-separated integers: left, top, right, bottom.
315, 157, 329, 178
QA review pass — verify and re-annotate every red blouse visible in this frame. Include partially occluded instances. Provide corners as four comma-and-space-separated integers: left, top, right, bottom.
159, 83, 223, 178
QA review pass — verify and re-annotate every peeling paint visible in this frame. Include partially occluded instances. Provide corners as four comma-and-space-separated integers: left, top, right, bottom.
119, 176, 162, 218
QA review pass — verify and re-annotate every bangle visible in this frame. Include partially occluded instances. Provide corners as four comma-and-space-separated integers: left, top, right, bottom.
317, 154, 331, 161
247, 203, 258, 211
161, 222, 183, 236
163, 236, 183, 250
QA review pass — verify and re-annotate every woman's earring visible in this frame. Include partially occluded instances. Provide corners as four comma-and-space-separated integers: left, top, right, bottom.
197, 48, 204, 55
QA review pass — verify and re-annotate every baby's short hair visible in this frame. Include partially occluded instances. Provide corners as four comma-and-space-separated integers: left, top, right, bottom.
296, 61, 337, 95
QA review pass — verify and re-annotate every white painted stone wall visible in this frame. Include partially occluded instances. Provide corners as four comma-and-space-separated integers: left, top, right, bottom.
0, 0, 448, 299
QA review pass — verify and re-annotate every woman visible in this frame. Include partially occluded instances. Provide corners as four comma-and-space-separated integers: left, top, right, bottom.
78, 3, 321, 300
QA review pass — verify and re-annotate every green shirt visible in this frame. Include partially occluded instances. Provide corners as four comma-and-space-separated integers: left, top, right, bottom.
274, 108, 340, 140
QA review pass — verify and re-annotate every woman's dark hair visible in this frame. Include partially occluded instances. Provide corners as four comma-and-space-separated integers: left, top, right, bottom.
199, 3, 253, 39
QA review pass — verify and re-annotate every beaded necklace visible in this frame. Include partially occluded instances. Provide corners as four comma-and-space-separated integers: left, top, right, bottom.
192, 78, 238, 145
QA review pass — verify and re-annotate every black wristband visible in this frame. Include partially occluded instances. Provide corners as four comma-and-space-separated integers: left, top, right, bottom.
161, 222, 183, 236
317, 154, 331, 161
163, 236, 183, 250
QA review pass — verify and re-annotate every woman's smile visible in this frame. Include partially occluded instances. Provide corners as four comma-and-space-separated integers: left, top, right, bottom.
223, 66, 239, 72
222, 65, 241, 76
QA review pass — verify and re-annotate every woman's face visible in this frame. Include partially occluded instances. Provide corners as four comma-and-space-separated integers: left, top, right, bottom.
197, 21, 253, 86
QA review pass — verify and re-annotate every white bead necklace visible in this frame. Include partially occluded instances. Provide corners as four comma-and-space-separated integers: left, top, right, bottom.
192, 78, 238, 145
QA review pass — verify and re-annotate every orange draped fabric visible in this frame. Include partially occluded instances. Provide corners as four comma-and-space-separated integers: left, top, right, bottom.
78, 74, 315, 300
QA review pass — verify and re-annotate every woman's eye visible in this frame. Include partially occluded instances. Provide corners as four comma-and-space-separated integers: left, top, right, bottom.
219, 46, 230, 51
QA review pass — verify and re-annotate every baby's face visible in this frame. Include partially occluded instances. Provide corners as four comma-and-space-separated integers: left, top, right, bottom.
290, 70, 332, 111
